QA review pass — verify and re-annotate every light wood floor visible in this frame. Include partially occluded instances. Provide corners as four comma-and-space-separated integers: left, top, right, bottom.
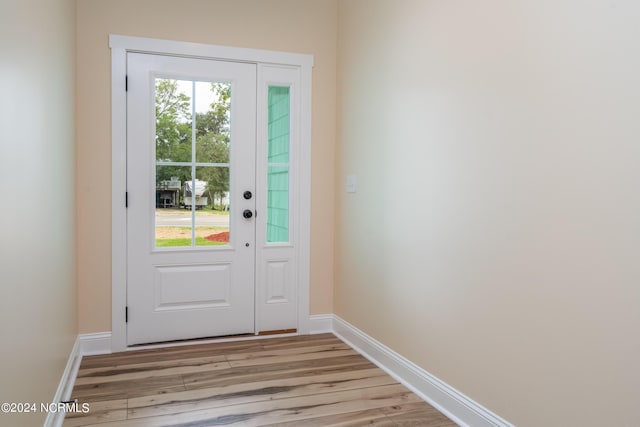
64, 333, 457, 426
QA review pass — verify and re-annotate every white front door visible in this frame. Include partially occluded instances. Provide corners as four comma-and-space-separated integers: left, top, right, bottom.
126, 53, 257, 345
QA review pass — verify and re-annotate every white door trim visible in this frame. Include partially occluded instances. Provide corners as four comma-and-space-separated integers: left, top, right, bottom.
110, 34, 313, 352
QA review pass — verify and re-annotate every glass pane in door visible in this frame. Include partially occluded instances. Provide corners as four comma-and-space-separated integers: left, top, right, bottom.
266, 86, 290, 243
155, 165, 192, 247
195, 81, 231, 247
155, 79, 192, 163
154, 78, 232, 248
195, 166, 229, 246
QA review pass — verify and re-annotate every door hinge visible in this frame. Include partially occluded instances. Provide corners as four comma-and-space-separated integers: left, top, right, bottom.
125, 75, 128, 91
125, 306, 128, 323
125, 192, 128, 208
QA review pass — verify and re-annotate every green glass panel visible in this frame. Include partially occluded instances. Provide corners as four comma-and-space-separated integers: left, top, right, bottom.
267, 86, 290, 243
267, 166, 289, 243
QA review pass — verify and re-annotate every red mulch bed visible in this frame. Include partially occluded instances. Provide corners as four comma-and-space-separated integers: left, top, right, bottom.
205, 231, 229, 242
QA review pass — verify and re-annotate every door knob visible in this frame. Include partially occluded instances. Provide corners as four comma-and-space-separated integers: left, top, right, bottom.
243, 191, 253, 200
243, 209, 253, 219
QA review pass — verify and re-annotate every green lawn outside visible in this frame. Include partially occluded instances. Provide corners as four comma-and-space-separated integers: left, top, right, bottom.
155, 237, 227, 247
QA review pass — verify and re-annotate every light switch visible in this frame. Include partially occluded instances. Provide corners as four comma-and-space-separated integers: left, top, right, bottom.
346, 175, 357, 193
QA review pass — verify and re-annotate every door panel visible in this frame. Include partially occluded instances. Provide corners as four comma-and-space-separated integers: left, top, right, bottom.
153, 263, 231, 310
126, 53, 257, 345
255, 66, 300, 332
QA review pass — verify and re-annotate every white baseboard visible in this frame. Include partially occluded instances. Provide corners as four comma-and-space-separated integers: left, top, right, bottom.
332, 315, 513, 427
44, 337, 82, 427
307, 314, 333, 334
79, 332, 112, 356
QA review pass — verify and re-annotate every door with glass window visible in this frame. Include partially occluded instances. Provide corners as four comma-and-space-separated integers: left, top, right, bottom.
126, 53, 258, 345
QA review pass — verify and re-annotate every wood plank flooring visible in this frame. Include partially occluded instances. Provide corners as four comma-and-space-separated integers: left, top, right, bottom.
64, 334, 457, 426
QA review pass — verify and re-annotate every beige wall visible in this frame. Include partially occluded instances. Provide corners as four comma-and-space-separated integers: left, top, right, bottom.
0, 0, 77, 425
76, 0, 337, 333
336, 1, 640, 426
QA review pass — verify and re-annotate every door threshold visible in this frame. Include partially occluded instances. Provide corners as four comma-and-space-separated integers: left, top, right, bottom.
127, 329, 298, 351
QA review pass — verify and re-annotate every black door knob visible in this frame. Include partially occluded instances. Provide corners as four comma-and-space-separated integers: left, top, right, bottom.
243, 191, 253, 200
243, 209, 253, 219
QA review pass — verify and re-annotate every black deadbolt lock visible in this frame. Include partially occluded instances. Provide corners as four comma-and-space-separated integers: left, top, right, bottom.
243, 209, 253, 219
243, 191, 252, 200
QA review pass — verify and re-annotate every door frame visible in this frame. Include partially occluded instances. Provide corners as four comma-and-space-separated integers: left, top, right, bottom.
110, 34, 313, 352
